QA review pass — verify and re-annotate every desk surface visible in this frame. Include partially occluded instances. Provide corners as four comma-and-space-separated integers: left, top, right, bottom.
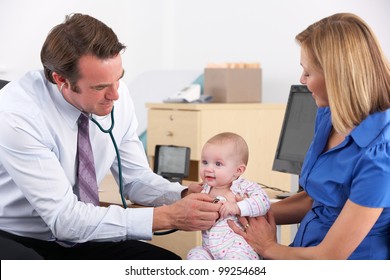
146, 102, 285, 111
99, 174, 131, 207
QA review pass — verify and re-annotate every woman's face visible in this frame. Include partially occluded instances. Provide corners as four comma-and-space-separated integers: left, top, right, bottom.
299, 48, 328, 107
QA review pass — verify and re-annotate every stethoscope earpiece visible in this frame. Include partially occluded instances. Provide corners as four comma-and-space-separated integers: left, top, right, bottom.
59, 83, 66, 93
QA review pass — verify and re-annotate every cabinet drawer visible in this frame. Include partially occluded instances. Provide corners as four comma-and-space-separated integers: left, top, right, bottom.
147, 109, 200, 158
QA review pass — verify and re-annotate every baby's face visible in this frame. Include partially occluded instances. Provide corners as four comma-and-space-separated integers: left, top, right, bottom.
199, 142, 241, 188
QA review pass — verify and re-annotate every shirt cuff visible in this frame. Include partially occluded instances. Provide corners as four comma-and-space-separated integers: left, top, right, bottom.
125, 207, 154, 240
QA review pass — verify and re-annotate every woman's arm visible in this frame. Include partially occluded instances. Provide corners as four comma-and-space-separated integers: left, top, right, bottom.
229, 199, 383, 259
271, 191, 313, 225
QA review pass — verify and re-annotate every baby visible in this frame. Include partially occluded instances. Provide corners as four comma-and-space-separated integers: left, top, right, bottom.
187, 132, 270, 260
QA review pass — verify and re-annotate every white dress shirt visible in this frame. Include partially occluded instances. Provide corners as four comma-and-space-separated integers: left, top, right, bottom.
0, 70, 185, 243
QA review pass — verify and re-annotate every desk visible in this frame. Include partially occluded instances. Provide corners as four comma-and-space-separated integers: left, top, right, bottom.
99, 174, 295, 259
99, 174, 132, 207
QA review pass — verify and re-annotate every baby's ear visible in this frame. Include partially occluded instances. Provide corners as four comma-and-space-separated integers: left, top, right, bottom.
235, 164, 246, 177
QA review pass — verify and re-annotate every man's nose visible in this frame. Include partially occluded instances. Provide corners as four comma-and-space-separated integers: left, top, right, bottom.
106, 86, 119, 101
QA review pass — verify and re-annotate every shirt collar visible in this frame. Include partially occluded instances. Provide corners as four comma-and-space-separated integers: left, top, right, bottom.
351, 108, 390, 147
48, 82, 81, 129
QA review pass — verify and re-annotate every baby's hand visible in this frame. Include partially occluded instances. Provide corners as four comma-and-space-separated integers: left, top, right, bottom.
186, 182, 204, 195
219, 201, 240, 219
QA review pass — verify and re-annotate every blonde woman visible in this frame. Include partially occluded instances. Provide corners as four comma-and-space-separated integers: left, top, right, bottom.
230, 13, 390, 260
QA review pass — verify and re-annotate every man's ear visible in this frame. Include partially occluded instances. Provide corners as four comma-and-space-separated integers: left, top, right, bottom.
51, 72, 67, 87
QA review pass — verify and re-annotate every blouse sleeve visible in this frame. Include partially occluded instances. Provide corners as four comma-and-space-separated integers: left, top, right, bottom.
350, 142, 390, 207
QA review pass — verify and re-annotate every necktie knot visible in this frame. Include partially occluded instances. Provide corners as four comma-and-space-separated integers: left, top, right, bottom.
78, 114, 89, 130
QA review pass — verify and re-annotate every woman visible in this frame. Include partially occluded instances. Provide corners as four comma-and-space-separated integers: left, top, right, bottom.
229, 13, 390, 259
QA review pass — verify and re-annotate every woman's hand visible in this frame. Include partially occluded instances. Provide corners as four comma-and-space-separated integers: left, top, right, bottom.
228, 209, 278, 258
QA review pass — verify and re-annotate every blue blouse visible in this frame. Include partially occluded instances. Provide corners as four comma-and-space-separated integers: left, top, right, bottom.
294, 107, 390, 259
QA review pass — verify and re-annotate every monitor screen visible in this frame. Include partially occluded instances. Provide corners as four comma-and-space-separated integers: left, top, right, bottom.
272, 85, 317, 175
154, 145, 190, 182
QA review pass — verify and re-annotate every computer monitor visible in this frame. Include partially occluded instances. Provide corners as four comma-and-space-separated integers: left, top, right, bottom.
272, 85, 317, 175
153, 145, 190, 183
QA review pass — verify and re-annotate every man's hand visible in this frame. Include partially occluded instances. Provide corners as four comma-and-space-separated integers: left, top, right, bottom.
153, 193, 220, 231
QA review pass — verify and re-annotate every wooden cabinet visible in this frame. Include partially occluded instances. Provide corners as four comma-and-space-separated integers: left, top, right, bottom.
146, 103, 292, 192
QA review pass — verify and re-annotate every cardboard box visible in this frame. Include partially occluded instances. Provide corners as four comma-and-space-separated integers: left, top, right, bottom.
204, 64, 262, 103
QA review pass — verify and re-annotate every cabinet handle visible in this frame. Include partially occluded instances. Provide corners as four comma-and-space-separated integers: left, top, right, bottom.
166, 131, 173, 137
169, 115, 174, 121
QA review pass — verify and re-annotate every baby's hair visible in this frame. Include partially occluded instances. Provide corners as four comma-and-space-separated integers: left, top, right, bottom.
206, 132, 249, 165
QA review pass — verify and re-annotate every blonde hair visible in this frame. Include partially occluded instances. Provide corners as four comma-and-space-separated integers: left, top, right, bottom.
296, 13, 390, 134
206, 132, 249, 165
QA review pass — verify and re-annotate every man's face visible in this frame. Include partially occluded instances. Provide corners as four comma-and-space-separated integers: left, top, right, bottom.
63, 54, 124, 116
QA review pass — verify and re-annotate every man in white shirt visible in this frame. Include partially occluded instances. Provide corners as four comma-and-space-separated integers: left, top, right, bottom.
0, 13, 219, 259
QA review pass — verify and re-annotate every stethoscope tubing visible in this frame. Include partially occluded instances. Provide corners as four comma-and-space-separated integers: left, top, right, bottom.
89, 107, 177, 235
89, 107, 127, 209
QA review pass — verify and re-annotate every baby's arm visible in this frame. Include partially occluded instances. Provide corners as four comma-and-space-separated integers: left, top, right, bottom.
237, 181, 270, 217
186, 182, 204, 195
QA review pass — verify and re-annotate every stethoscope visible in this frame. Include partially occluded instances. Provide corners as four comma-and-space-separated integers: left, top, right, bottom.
87, 107, 127, 210
87, 105, 176, 235
58, 82, 126, 209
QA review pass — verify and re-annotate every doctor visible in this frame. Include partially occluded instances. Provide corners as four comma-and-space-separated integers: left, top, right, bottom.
0, 13, 219, 260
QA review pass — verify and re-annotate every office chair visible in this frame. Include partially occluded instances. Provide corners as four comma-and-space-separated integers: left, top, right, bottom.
0, 79, 9, 89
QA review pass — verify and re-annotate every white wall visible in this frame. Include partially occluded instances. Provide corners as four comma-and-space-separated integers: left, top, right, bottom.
0, 0, 389, 104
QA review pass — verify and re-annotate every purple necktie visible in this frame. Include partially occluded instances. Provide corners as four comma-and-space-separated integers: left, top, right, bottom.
76, 114, 99, 206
